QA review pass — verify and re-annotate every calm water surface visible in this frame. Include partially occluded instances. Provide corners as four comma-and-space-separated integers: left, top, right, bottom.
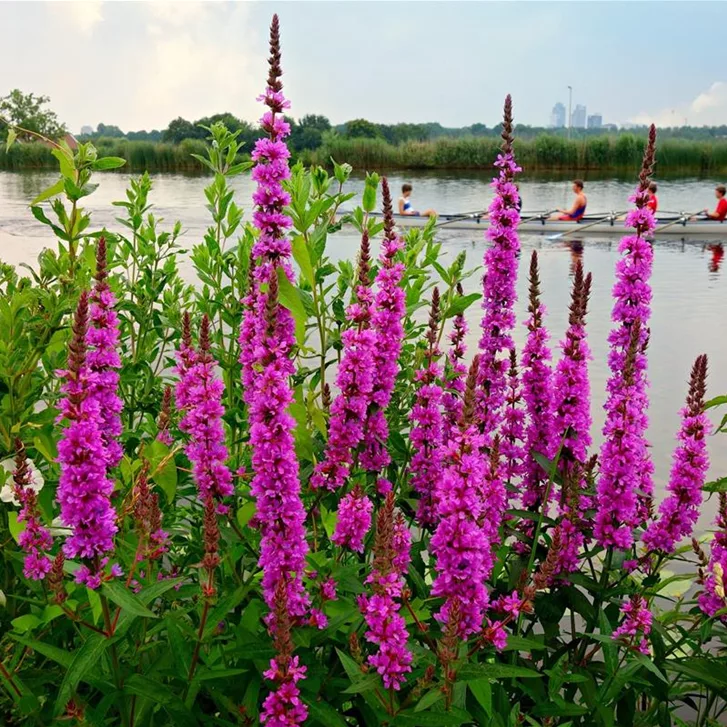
1, 170, 725, 525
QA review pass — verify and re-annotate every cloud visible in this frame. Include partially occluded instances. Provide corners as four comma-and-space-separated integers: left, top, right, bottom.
50, 0, 104, 36
632, 82, 727, 127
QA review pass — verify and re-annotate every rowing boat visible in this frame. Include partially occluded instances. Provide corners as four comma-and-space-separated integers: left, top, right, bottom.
355, 211, 727, 237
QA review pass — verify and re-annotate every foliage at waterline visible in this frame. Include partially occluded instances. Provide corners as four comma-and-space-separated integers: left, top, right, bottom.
2, 14, 727, 727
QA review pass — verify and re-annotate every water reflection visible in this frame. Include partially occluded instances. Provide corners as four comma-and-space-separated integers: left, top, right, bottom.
564, 239, 584, 276
706, 243, 724, 275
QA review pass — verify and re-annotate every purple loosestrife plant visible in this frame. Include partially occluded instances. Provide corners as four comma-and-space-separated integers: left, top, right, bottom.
245, 16, 310, 626
518, 252, 556, 550
86, 238, 123, 468
177, 316, 233, 504
331, 485, 374, 553
13, 439, 52, 580
551, 263, 593, 575
311, 231, 376, 491
156, 385, 173, 446
477, 95, 521, 437
359, 178, 406, 472
175, 313, 200, 411
612, 595, 652, 655
442, 284, 468, 441
643, 355, 710, 553
410, 289, 445, 527
501, 350, 526, 485
430, 358, 493, 637
57, 291, 118, 589
359, 493, 413, 690
595, 130, 657, 549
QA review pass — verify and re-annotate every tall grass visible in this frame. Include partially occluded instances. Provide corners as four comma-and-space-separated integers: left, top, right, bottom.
4, 133, 727, 175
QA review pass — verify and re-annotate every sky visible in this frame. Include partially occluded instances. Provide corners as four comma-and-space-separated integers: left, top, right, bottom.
1, 1, 725, 134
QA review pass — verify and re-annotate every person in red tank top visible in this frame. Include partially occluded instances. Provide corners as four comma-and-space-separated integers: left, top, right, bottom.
646, 182, 658, 213
703, 185, 727, 220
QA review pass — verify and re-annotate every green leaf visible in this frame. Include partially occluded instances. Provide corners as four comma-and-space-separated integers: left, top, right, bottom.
51, 147, 75, 180
102, 581, 157, 618
91, 157, 126, 171
336, 647, 367, 683
8, 511, 25, 544
145, 440, 177, 502
341, 673, 381, 695
236, 501, 256, 529
444, 293, 481, 319
276, 267, 307, 346
395, 708, 472, 725
704, 477, 727, 493
124, 674, 198, 727
9, 636, 73, 669
665, 657, 727, 694
414, 688, 444, 712
203, 582, 252, 638
502, 635, 545, 652
705, 395, 727, 410
5, 127, 17, 152
305, 698, 349, 727
457, 662, 543, 682
292, 234, 316, 288
468, 679, 492, 716
31, 178, 65, 206
54, 634, 110, 715
11, 615, 41, 633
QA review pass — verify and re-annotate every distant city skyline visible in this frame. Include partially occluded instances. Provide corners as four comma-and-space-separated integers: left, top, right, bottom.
1, 2, 725, 132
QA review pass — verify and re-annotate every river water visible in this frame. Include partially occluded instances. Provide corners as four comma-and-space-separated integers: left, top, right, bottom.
1, 170, 726, 527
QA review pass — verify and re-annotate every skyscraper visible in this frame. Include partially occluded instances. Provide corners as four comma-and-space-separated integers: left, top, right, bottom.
550, 102, 566, 129
587, 114, 603, 130
572, 104, 587, 129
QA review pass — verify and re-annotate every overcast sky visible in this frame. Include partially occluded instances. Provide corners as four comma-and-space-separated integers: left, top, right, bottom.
1, 1, 725, 134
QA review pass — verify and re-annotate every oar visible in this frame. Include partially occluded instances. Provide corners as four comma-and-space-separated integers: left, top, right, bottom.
520, 209, 558, 225
434, 210, 488, 229
651, 211, 701, 235
546, 211, 627, 241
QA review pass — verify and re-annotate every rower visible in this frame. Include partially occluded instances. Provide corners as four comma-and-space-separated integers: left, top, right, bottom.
702, 185, 727, 221
647, 182, 658, 213
398, 184, 436, 217
554, 180, 587, 221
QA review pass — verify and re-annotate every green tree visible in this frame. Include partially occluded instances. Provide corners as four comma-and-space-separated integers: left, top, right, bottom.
161, 116, 196, 143
344, 118, 383, 139
0, 89, 66, 139
96, 122, 125, 138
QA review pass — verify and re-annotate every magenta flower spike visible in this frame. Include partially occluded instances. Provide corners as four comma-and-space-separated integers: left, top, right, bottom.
359, 493, 412, 690
477, 95, 522, 437
595, 128, 657, 549
359, 178, 406, 472
430, 357, 495, 637
551, 263, 593, 575
13, 439, 52, 580
612, 594, 652, 655
311, 231, 376, 491
177, 316, 233, 503
518, 252, 556, 547
57, 291, 118, 589
243, 15, 310, 627
442, 284, 468, 441
643, 355, 710, 553
86, 238, 123, 468
410, 289, 445, 527
331, 485, 373, 553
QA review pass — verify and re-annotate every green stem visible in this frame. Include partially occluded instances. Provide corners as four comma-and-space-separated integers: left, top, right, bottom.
101, 595, 129, 727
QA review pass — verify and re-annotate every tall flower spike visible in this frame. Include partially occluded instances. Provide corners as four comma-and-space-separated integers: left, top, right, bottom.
518, 251, 556, 551
644, 355, 710, 553
13, 439, 52, 580
501, 349, 526, 484
699, 493, 727, 620
477, 95, 522, 437
157, 385, 173, 446
595, 128, 657, 549
311, 230, 376, 491
442, 283, 468, 440
177, 315, 233, 503
176, 312, 200, 410
359, 492, 412, 690
331, 485, 373, 553
551, 262, 593, 575
359, 177, 406, 472
261, 578, 309, 727
244, 17, 310, 629
431, 356, 493, 637
87, 237, 123, 468
411, 288, 445, 526
57, 291, 118, 589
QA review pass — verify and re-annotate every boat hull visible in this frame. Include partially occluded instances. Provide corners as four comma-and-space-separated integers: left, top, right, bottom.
358, 212, 727, 237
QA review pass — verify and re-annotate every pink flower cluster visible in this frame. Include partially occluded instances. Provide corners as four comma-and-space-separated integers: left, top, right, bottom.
612, 595, 652, 655
311, 233, 376, 491
57, 286, 120, 589
331, 486, 373, 553
442, 302, 468, 439
176, 316, 233, 504
699, 496, 727, 620
644, 355, 710, 553
359, 179, 406, 472
359, 494, 412, 690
